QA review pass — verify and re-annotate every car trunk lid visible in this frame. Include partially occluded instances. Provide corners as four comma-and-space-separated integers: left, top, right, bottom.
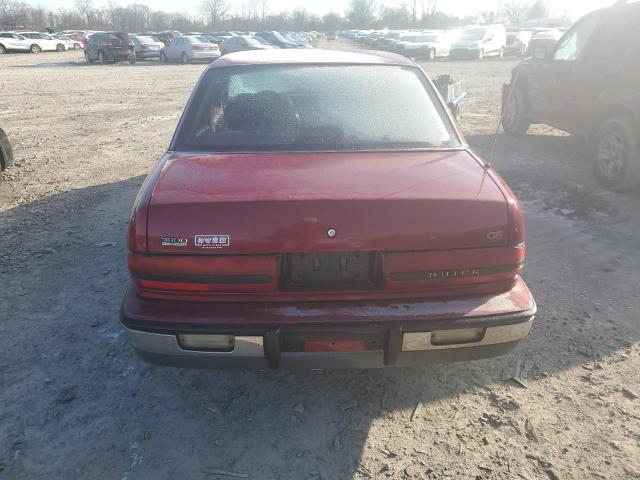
146, 150, 509, 254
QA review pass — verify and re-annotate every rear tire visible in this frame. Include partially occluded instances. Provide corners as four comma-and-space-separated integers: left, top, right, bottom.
592, 116, 640, 191
57, 43, 65, 52
160, 51, 168, 63
84, 50, 92, 63
98, 50, 106, 65
502, 85, 530, 135
0, 44, 6, 54
181, 52, 189, 64
30, 44, 41, 54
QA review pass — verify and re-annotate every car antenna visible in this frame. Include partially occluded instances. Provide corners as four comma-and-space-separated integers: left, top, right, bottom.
485, 67, 523, 170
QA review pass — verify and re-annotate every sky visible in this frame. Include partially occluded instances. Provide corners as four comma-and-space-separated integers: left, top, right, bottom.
33, 0, 615, 22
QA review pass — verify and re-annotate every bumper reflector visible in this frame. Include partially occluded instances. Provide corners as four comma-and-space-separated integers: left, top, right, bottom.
178, 334, 235, 351
431, 328, 484, 346
402, 328, 485, 351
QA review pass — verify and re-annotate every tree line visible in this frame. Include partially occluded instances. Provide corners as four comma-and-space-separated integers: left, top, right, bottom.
0, 0, 553, 33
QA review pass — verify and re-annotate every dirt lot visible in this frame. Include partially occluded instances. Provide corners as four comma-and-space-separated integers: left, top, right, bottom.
1, 42, 639, 480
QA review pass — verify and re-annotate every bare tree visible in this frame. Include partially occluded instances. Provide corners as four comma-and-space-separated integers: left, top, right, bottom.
346, 0, 377, 28
259, 0, 268, 23
500, 0, 529, 24
74, 0, 93, 26
526, 0, 549, 20
201, 0, 227, 28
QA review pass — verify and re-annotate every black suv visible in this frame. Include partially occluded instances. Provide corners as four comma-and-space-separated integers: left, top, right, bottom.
85, 32, 135, 64
502, 2, 640, 191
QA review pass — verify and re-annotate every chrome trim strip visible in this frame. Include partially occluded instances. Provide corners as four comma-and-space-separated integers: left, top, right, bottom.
401, 318, 533, 351
126, 329, 264, 357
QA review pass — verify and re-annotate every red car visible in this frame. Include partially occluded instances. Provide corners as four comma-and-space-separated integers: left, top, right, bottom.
122, 49, 536, 369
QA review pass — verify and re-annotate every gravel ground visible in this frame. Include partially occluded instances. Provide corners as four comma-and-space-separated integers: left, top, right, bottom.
0, 42, 639, 480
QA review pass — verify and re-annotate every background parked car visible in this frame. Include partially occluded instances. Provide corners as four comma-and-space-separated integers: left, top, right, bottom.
397, 31, 459, 60
505, 28, 533, 56
524, 29, 564, 57
256, 31, 299, 49
326, 32, 337, 40
18, 32, 61, 52
132, 35, 164, 60
160, 35, 221, 63
220, 35, 278, 55
0, 32, 35, 53
0, 128, 14, 185
501, 1, 640, 191
450, 25, 507, 60
85, 32, 135, 64
51, 33, 82, 50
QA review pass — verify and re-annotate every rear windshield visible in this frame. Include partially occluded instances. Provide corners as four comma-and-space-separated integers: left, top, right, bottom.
136, 36, 155, 43
461, 28, 486, 40
174, 65, 460, 152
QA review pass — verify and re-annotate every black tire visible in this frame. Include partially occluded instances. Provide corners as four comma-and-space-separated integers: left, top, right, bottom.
502, 85, 530, 135
74, 44, 80, 50
30, 44, 41, 54
181, 52, 189, 64
98, 50, 106, 65
592, 116, 640, 192
0, 44, 6, 54
84, 50, 92, 63
56, 43, 65, 52
477, 49, 484, 61
427, 48, 435, 61
160, 51, 167, 63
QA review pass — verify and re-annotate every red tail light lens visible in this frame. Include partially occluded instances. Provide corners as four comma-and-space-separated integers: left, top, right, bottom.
385, 245, 525, 291
129, 253, 279, 296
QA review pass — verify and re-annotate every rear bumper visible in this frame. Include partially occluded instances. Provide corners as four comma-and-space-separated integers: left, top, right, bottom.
121, 278, 535, 369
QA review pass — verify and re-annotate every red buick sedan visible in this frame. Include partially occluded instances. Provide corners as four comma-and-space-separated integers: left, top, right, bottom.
121, 49, 536, 369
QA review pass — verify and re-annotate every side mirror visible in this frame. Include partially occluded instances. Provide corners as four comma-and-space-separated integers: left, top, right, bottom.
533, 46, 548, 60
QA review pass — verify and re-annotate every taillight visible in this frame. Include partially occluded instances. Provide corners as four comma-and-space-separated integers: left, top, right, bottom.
128, 39, 133, 46
385, 245, 525, 292
129, 253, 279, 296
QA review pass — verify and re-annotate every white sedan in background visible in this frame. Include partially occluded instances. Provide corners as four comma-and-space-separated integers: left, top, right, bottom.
160, 35, 221, 64
19, 32, 64, 52
0, 32, 34, 53
51, 33, 83, 50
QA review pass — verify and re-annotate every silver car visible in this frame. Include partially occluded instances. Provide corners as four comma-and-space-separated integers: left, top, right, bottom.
160, 35, 221, 64
397, 31, 459, 60
132, 35, 164, 60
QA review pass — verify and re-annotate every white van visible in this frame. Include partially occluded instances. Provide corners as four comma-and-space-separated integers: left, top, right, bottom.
450, 24, 507, 60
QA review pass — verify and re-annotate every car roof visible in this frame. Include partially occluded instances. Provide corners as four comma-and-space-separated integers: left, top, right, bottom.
210, 48, 416, 69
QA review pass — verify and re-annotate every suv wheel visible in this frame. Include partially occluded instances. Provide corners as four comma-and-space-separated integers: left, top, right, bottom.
160, 51, 167, 63
181, 52, 190, 64
84, 50, 92, 63
98, 50, 107, 64
30, 44, 41, 54
56, 43, 65, 52
502, 86, 530, 135
0, 44, 6, 54
592, 116, 640, 191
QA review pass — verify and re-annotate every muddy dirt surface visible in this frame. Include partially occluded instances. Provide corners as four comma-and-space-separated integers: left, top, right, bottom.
1, 42, 639, 480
